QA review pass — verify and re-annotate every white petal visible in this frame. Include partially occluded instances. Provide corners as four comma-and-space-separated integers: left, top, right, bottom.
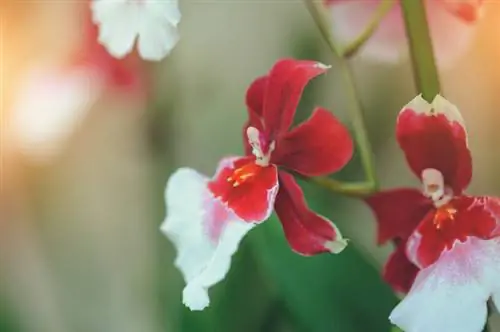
91, 0, 139, 59
91, 0, 181, 61
390, 238, 500, 332
160, 168, 254, 311
10, 67, 103, 163
147, 0, 181, 26
137, 16, 179, 61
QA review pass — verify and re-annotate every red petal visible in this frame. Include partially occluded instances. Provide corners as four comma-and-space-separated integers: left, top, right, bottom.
365, 188, 433, 244
208, 157, 279, 223
396, 95, 472, 194
408, 195, 499, 268
440, 0, 483, 23
243, 76, 267, 156
274, 171, 347, 255
262, 59, 330, 141
383, 239, 419, 294
246, 76, 267, 122
271, 108, 353, 176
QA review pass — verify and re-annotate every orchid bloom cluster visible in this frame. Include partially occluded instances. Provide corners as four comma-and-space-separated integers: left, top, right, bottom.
161, 59, 354, 310
17, 0, 500, 330
367, 95, 500, 332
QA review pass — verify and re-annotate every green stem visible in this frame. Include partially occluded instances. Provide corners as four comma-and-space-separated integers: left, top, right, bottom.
342, 0, 396, 58
400, 0, 441, 102
303, 0, 378, 197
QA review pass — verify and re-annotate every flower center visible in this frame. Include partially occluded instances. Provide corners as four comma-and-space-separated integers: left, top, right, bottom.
246, 127, 275, 167
226, 162, 261, 188
433, 203, 457, 230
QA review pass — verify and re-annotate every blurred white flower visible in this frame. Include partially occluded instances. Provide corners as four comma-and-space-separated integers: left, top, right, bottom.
10, 67, 103, 163
91, 0, 181, 61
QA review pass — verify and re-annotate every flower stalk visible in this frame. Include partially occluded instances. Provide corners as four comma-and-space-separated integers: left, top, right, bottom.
400, 0, 441, 102
342, 0, 396, 58
303, 0, 379, 196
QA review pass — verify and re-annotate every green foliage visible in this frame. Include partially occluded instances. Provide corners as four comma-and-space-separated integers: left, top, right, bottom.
249, 179, 398, 332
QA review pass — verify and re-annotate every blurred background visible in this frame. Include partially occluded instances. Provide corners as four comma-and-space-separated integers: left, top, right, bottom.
2, 1, 500, 331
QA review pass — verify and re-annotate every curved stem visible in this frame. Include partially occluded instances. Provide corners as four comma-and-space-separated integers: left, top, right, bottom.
342, 0, 396, 58
303, 0, 378, 197
400, 0, 441, 102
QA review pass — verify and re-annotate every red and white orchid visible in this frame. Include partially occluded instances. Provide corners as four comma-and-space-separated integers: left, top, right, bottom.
324, 0, 483, 66
161, 59, 354, 311
366, 95, 500, 332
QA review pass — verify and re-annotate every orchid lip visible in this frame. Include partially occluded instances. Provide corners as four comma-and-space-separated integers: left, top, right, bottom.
246, 126, 275, 167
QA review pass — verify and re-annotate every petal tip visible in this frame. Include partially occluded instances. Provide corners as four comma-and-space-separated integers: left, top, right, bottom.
431, 94, 466, 128
315, 62, 331, 71
182, 285, 210, 311
400, 94, 432, 116
324, 237, 349, 254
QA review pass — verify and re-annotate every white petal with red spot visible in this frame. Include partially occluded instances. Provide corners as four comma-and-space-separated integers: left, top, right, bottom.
160, 168, 254, 311
391, 238, 500, 332
91, 0, 180, 61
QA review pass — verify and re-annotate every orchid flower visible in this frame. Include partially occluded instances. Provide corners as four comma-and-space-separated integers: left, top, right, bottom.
366, 95, 500, 332
91, 0, 181, 61
161, 59, 354, 311
324, 0, 483, 65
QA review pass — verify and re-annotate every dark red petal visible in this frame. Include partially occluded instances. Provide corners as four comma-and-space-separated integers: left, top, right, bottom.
243, 76, 268, 156
396, 96, 472, 194
440, 0, 483, 23
408, 195, 500, 268
271, 108, 353, 176
262, 59, 330, 141
246, 76, 267, 122
383, 239, 419, 294
274, 171, 347, 255
208, 157, 279, 223
365, 188, 433, 245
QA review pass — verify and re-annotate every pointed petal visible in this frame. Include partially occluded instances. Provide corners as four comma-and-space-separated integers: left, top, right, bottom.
391, 238, 497, 332
271, 108, 353, 176
408, 196, 500, 269
161, 168, 254, 311
365, 188, 433, 245
262, 59, 330, 140
246, 76, 267, 123
383, 239, 419, 294
396, 95, 472, 193
208, 157, 279, 223
274, 171, 347, 255
243, 76, 267, 155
